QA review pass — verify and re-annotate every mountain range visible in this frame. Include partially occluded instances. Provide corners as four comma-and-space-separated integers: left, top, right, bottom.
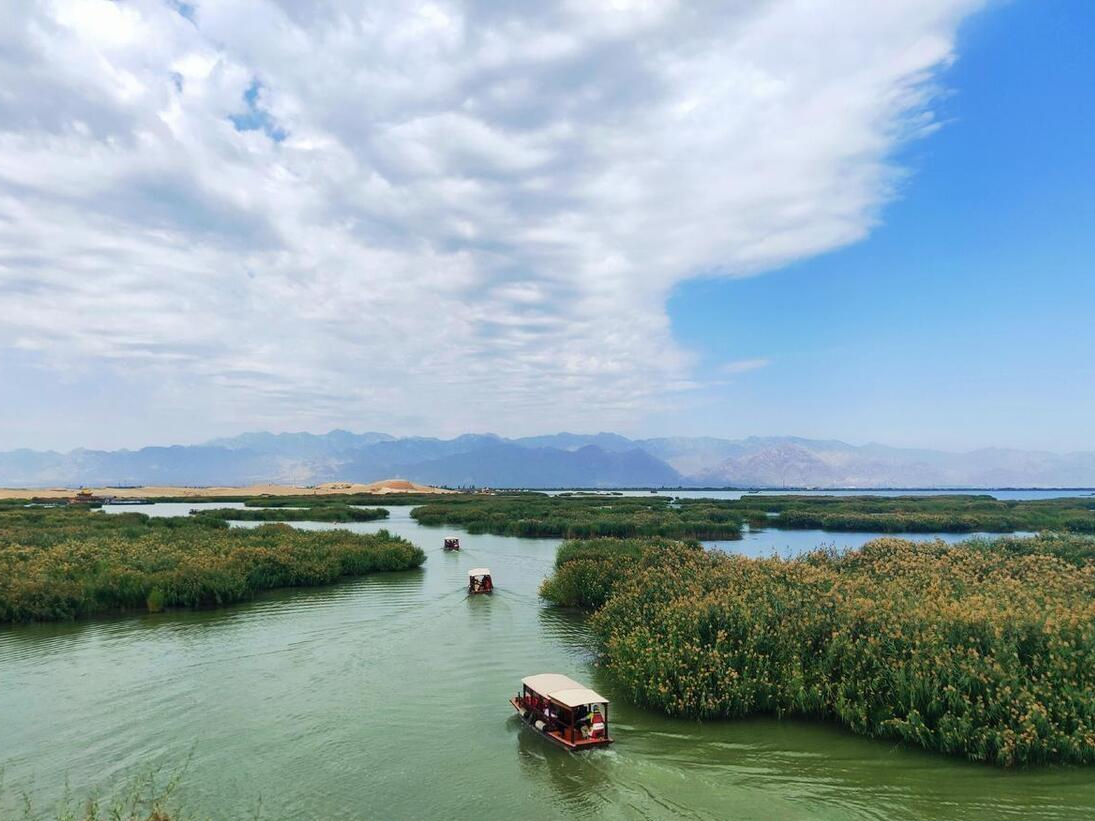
2, 431, 1094, 489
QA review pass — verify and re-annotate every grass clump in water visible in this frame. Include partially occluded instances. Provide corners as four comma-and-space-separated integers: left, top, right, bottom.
192, 505, 389, 523
411, 493, 1095, 537
543, 534, 1095, 766
0, 507, 425, 623
239, 492, 452, 508
411, 495, 743, 539
735, 494, 1095, 533
539, 537, 702, 609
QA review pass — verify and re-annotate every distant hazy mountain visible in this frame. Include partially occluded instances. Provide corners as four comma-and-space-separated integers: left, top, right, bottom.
398, 443, 681, 488
1, 431, 1093, 488
513, 433, 637, 453
677, 438, 1095, 488
0, 446, 284, 488
206, 429, 394, 458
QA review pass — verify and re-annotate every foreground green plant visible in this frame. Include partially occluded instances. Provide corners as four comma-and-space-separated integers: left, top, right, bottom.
2, 762, 186, 821
0, 508, 424, 623
543, 534, 1095, 766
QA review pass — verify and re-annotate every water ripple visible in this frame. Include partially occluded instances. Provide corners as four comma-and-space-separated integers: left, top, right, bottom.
3, 510, 1094, 821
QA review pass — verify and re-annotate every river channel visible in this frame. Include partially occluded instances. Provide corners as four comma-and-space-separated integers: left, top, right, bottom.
2, 504, 1093, 820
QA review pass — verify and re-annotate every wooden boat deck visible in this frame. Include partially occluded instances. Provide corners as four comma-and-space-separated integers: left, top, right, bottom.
509, 698, 613, 750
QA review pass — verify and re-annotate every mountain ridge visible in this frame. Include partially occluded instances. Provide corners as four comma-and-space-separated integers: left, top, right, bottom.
1, 431, 1093, 489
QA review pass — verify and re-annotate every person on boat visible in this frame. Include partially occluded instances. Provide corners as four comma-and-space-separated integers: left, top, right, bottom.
481, 576, 492, 592
590, 707, 605, 740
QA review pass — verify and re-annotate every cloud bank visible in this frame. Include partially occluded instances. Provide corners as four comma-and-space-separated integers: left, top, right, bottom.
0, 0, 982, 446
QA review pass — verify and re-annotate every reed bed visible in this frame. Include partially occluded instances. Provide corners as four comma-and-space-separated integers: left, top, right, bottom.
239, 492, 454, 508
192, 505, 388, 522
543, 534, 1095, 766
736, 494, 1095, 533
539, 537, 701, 609
0, 508, 424, 623
411, 493, 1095, 537
410, 495, 743, 539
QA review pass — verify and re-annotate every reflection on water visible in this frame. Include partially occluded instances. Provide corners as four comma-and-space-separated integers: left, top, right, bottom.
515, 722, 615, 816
538, 605, 596, 658
3, 503, 1094, 821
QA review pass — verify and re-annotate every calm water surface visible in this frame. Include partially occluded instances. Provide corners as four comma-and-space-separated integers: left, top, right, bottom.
2, 505, 1093, 820
547, 489, 1095, 501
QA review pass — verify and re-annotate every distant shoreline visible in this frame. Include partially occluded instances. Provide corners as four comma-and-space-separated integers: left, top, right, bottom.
538, 486, 1095, 492
0, 479, 452, 499
2, 483, 1092, 500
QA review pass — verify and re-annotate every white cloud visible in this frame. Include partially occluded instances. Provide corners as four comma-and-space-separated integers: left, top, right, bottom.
0, 0, 983, 446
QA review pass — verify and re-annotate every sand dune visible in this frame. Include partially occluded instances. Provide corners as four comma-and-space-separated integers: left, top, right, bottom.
0, 479, 453, 500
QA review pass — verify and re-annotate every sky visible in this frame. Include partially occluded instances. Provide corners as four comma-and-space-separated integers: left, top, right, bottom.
0, 0, 1091, 453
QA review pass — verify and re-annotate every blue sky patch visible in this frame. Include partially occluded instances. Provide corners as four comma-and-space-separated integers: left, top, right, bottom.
228, 80, 287, 142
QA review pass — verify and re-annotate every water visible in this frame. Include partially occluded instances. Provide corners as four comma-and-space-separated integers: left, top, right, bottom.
722, 527, 1038, 557
546, 489, 1095, 501
3, 506, 1093, 820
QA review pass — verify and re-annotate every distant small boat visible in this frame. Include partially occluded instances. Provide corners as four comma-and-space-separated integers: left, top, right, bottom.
468, 568, 493, 594
510, 673, 612, 750
443, 537, 460, 551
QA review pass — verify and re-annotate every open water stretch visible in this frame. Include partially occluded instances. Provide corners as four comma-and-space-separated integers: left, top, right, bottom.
2, 505, 1093, 820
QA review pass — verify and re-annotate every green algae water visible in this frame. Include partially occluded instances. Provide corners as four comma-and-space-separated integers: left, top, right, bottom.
2, 506, 1094, 821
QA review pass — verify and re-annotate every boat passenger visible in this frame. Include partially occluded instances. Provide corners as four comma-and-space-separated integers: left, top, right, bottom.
590, 707, 605, 740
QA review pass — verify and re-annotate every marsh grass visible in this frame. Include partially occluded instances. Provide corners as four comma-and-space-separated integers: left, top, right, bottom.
410, 495, 743, 539
238, 493, 454, 508
192, 506, 388, 523
542, 533, 1095, 766
409, 493, 1095, 538
0, 508, 425, 623
539, 537, 702, 609
736, 494, 1095, 533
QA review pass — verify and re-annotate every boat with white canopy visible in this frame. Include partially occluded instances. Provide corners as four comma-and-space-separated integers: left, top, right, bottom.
510, 673, 612, 749
468, 568, 493, 594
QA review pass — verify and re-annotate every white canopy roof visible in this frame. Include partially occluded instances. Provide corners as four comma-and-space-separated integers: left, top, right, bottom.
468, 568, 491, 577
521, 673, 608, 707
